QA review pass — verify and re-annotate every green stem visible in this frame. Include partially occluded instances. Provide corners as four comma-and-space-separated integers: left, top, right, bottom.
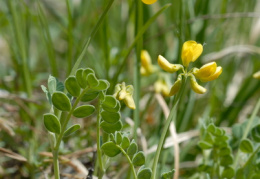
133, 0, 143, 140
151, 77, 187, 179
116, 145, 138, 179
234, 97, 260, 168
97, 99, 104, 178
69, 0, 114, 76
52, 150, 60, 179
52, 87, 89, 177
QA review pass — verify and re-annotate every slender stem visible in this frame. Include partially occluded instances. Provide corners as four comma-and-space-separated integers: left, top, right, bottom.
116, 145, 138, 179
96, 99, 104, 178
52, 150, 60, 179
69, 0, 115, 76
52, 87, 89, 177
234, 97, 260, 168
133, 0, 143, 140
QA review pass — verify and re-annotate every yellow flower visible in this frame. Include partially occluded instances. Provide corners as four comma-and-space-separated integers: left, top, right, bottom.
190, 75, 207, 94
253, 71, 260, 79
141, 50, 156, 76
154, 79, 170, 96
158, 55, 183, 73
193, 62, 222, 82
114, 82, 136, 110
181, 41, 203, 67
168, 75, 182, 96
142, 0, 157, 5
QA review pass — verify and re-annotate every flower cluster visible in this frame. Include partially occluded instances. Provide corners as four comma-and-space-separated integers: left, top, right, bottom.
142, 0, 157, 5
114, 82, 136, 109
158, 40, 223, 96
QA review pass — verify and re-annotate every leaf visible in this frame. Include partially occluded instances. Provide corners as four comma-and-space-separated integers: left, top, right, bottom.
65, 76, 81, 97
73, 105, 95, 118
100, 121, 122, 133
206, 123, 216, 133
251, 124, 260, 143
102, 95, 117, 108
115, 132, 122, 145
83, 68, 94, 79
101, 110, 121, 124
48, 75, 56, 94
239, 139, 254, 153
64, 124, 81, 137
76, 68, 87, 88
220, 155, 234, 166
92, 79, 110, 91
52, 92, 71, 111
102, 100, 121, 113
86, 73, 99, 87
219, 147, 232, 157
221, 166, 235, 179
43, 113, 61, 134
101, 141, 121, 157
81, 91, 99, 102
161, 169, 175, 179
137, 167, 152, 179
41, 85, 52, 104
198, 141, 212, 150
56, 81, 64, 92
121, 136, 130, 149
127, 140, 138, 156
132, 151, 145, 166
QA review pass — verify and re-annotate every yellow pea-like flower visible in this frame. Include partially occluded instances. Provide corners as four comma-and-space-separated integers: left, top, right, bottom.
142, 0, 157, 5
154, 79, 170, 96
190, 75, 207, 94
181, 41, 203, 67
158, 55, 183, 73
193, 62, 222, 82
124, 94, 136, 110
168, 76, 182, 96
141, 50, 155, 76
253, 71, 260, 79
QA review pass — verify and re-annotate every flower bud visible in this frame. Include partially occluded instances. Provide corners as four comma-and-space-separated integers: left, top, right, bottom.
140, 50, 156, 76
154, 80, 170, 96
181, 41, 203, 67
253, 71, 260, 79
124, 94, 136, 110
193, 62, 222, 82
142, 0, 157, 4
158, 55, 183, 73
168, 75, 182, 96
190, 75, 207, 94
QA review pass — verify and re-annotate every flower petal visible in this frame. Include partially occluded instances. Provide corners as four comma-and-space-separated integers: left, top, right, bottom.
168, 78, 182, 96
181, 41, 203, 67
190, 76, 207, 94
124, 95, 136, 110
142, 0, 157, 5
253, 71, 260, 79
158, 55, 183, 73
194, 62, 217, 79
200, 66, 223, 82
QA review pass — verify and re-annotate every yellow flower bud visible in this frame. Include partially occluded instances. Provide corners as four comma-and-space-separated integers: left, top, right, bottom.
142, 0, 157, 5
168, 76, 182, 96
253, 71, 260, 79
158, 55, 183, 73
113, 82, 136, 110
154, 80, 170, 96
124, 94, 136, 110
193, 62, 222, 82
140, 50, 156, 76
190, 75, 207, 94
181, 41, 203, 67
